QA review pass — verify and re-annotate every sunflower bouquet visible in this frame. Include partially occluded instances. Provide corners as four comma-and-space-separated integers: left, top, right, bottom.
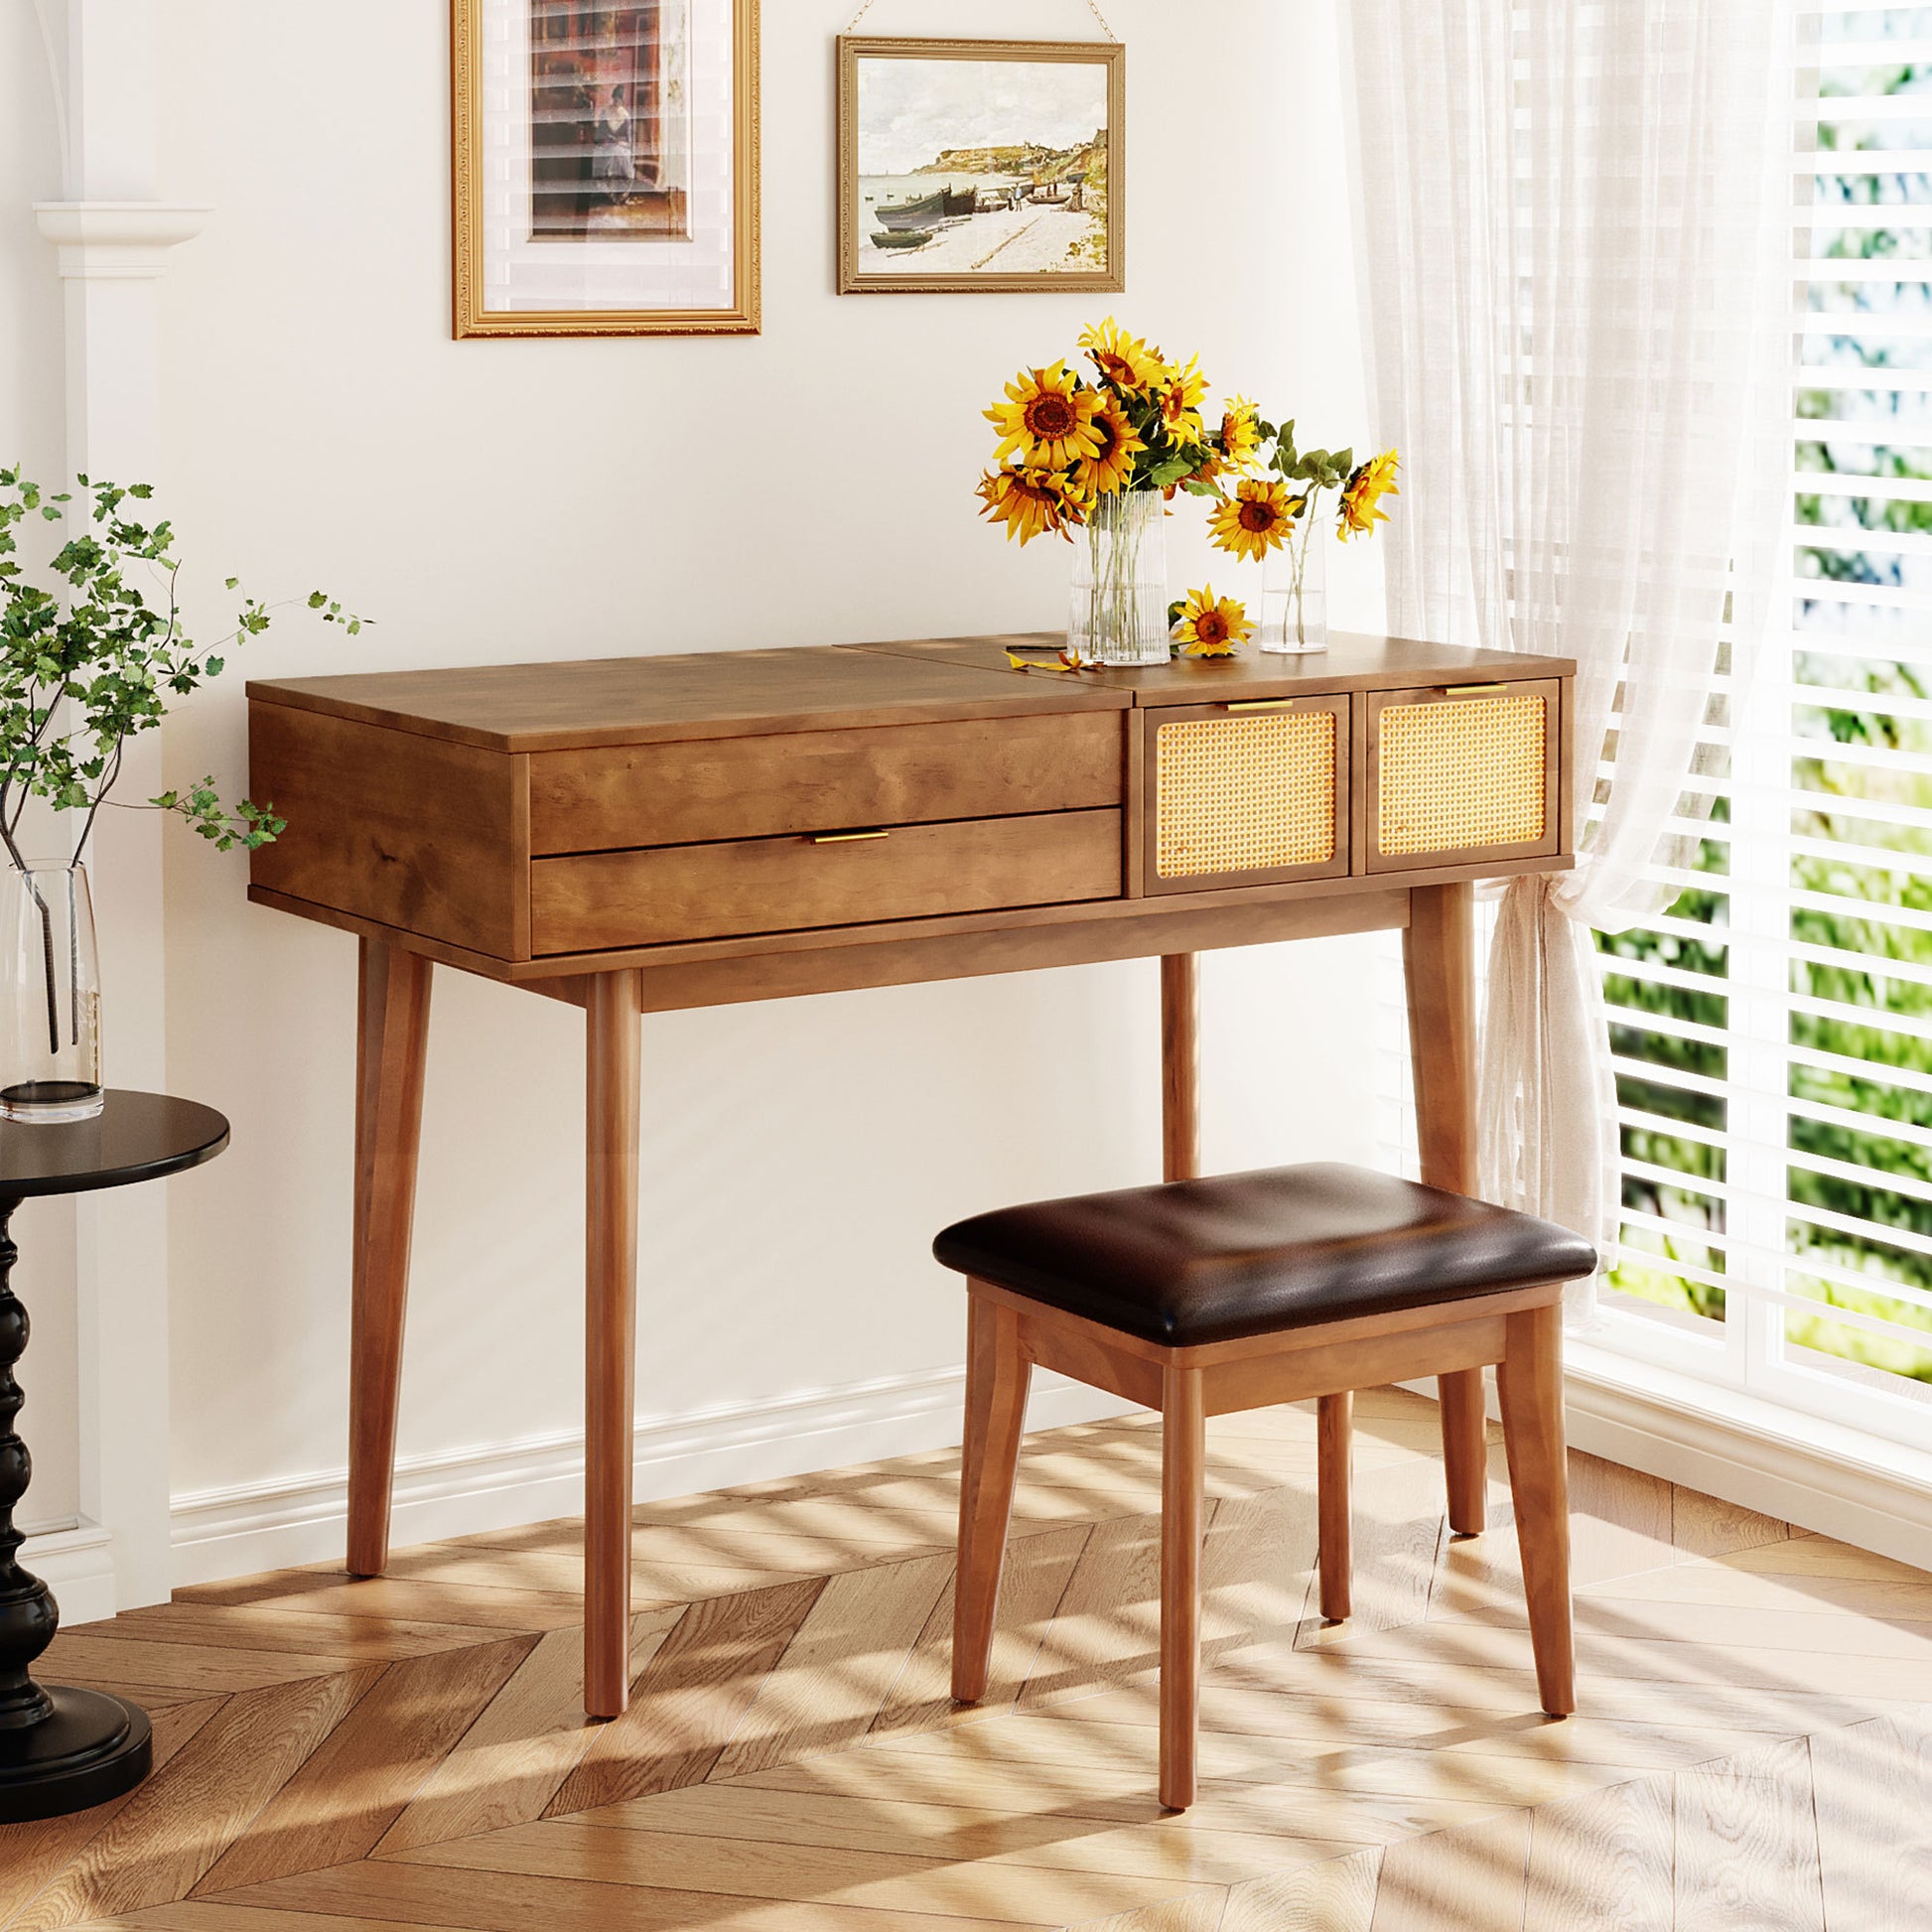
977, 319, 1235, 546
976, 319, 1400, 663
977, 320, 1268, 665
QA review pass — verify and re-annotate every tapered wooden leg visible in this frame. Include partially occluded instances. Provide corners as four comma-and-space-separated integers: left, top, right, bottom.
585, 970, 643, 1721
1160, 1364, 1206, 1811
346, 939, 433, 1580
1405, 882, 1487, 1534
1497, 1303, 1575, 1717
1438, 1371, 1489, 1535
1161, 954, 1199, 1184
952, 1294, 1033, 1705
1316, 1390, 1353, 1622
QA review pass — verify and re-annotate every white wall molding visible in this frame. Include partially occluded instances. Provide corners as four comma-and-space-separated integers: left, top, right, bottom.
33, 201, 207, 277
169, 1368, 1136, 1587
1405, 1348, 1932, 1575
1562, 1347, 1932, 1574
33, 0, 211, 1623
22, 1522, 117, 1628
173, 1342, 1932, 1597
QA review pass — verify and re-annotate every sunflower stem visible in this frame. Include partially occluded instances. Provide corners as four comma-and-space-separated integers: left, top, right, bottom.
1290, 486, 1325, 646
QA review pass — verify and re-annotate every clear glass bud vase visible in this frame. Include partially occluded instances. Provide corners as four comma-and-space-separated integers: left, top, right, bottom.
0, 863, 102, 1123
1069, 491, 1171, 666
1261, 511, 1329, 653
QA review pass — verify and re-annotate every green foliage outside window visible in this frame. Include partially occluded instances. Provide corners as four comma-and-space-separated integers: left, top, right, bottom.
1604, 46, 1932, 1379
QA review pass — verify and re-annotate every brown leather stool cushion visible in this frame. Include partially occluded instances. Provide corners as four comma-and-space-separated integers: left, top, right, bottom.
934, 1163, 1597, 1347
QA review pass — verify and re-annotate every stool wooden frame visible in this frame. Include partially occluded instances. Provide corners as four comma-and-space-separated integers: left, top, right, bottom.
950, 1274, 1577, 1812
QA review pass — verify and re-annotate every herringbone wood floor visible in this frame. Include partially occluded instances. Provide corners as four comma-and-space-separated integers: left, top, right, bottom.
4, 1387, 1930, 1929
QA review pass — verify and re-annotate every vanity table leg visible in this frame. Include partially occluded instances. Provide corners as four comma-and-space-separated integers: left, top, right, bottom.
1404, 883, 1488, 1535
346, 939, 433, 1579
1162, 954, 1200, 1184
585, 969, 643, 1720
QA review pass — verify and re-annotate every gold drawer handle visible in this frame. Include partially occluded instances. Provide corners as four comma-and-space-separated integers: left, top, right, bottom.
1444, 682, 1509, 697
807, 828, 890, 845
1221, 698, 1296, 713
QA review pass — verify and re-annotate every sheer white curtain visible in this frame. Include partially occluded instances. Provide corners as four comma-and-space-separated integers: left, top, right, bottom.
1343, 0, 1794, 1310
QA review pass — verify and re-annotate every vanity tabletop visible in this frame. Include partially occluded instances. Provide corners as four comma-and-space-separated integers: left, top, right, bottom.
245, 632, 1573, 754
872, 632, 1575, 707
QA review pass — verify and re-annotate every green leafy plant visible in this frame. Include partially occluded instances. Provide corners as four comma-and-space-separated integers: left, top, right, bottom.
0, 467, 364, 871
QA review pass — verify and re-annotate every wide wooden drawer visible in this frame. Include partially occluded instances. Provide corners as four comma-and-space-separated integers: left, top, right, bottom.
528, 712, 1123, 854
1365, 680, 1563, 873
1144, 698, 1351, 894
530, 809, 1123, 952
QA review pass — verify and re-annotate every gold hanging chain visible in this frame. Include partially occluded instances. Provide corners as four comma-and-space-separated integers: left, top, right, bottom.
841, 0, 1118, 39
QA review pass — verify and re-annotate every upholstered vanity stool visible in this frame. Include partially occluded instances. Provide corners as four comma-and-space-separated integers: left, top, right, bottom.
936, 1163, 1598, 1811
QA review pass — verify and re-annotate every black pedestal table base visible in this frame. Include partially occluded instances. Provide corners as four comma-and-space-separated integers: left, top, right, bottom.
0, 1685, 151, 1822
0, 1092, 229, 1822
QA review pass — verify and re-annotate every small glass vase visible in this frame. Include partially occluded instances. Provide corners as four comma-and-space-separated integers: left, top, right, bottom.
1069, 491, 1172, 666
1261, 511, 1329, 654
0, 863, 102, 1124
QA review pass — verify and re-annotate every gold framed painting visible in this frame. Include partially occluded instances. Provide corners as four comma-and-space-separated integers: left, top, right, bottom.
453, 0, 759, 338
837, 37, 1124, 297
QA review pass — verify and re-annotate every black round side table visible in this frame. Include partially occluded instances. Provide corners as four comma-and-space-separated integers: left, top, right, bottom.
0, 1090, 228, 1823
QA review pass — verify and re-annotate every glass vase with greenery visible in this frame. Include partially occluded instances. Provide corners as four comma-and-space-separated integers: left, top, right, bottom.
0, 469, 362, 1119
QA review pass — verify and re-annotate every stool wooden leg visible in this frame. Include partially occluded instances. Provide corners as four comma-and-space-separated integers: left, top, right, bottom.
1316, 1390, 1352, 1622
953, 1294, 1032, 1705
1497, 1304, 1575, 1718
1160, 1364, 1206, 1811
1439, 1370, 1490, 1537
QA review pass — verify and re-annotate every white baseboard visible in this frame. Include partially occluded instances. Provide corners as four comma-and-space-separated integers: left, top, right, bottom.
1404, 1347, 1932, 1575
171, 1341, 1932, 1597
169, 1366, 1137, 1587
21, 1522, 118, 1628
1563, 1345, 1932, 1573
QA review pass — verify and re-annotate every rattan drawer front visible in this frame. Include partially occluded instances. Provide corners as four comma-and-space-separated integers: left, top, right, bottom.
527, 712, 1122, 855
530, 809, 1122, 953
1144, 698, 1351, 894
1366, 681, 1562, 872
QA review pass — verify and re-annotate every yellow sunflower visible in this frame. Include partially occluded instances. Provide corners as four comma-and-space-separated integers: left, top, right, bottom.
1078, 317, 1165, 396
976, 465, 1086, 546
1338, 449, 1401, 539
1073, 392, 1146, 496
1219, 396, 1264, 472
1207, 477, 1298, 563
1156, 355, 1210, 445
986, 362, 1103, 471
1171, 587, 1254, 658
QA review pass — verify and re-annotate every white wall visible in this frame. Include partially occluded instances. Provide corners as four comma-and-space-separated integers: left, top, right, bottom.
15, 0, 1388, 1576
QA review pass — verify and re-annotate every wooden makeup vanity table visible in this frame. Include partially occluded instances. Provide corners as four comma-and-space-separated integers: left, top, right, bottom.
246, 631, 1575, 1719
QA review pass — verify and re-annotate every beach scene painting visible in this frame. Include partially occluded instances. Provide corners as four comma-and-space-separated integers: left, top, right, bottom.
839, 38, 1125, 294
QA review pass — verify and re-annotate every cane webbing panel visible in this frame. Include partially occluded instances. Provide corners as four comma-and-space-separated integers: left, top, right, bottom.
1156, 710, 1337, 879
1377, 694, 1547, 857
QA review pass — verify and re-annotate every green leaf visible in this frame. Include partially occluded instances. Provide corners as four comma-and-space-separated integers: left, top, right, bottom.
0, 469, 365, 858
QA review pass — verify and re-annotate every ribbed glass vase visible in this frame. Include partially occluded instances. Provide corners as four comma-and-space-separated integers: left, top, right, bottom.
1069, 491, 1172, 666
